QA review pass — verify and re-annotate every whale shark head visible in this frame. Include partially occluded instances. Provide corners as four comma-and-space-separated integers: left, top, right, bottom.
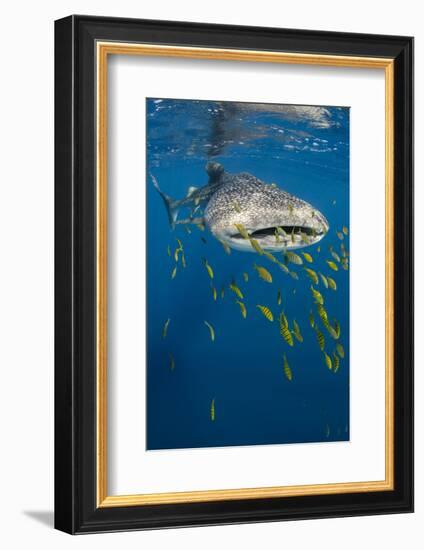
204, 170, 329, 252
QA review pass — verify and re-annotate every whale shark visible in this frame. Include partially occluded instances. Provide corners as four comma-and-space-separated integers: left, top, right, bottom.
151, 162, 329, 252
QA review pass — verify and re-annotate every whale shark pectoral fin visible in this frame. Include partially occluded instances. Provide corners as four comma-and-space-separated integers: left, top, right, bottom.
150, 172, 179, 229
186, 186, 198, 197
174, 216, 204, 226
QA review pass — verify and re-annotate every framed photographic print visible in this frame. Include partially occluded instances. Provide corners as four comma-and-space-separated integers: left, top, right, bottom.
54, 15, 413, 533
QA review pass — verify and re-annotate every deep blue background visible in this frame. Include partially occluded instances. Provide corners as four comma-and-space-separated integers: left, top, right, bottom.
146, 99, 349, 450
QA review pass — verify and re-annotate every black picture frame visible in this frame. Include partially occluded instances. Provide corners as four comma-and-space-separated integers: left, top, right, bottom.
55, 15, 413, 534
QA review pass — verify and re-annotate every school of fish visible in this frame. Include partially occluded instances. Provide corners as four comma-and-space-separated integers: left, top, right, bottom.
154, 164, 349, 421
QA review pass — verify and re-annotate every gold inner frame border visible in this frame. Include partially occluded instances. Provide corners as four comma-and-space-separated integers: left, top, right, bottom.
96, 42, 394, 508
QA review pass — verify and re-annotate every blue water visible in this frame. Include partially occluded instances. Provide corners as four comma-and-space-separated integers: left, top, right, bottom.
146, 98, 349, 450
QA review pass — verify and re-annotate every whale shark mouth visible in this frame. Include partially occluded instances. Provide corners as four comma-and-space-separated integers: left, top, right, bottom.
231, 225, 323, 240
221, 221, 328, 252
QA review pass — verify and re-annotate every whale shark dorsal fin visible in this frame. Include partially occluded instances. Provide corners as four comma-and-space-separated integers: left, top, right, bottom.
186, 186, 198, 197
206, 161, 224, 184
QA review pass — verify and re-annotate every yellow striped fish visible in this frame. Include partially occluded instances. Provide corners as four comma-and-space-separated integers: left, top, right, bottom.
316, 327, 325, 351
333, 319, 341, 339
277, 261, 290, 274
331, 250, 341, 263
326, 260, 339, 271
322, 318, 338, 340
210, 398, 215, 421
279, 313, 293, 346
219, 239, 232, 255
285, 251, 303, 265
253, 264, 273, 283
316, 303, 328, 324
229, 282, 244, 300
275, 226, 288, 238
162, 318, 171, 339
310, 286, 324, 305
333, 352, 340, 373
235, 300, 247, 319
283, 354, 293, 381
279, 311, 289, 328
202, 258, 214, 279
174, 239, 183, 262
304, 267, 319, 285
324, 352, 333, 370
256, 305, 274, 322
249, 238, 264, 255
210, 285, 217, 301
204, 320, 215, 342
327, 277, 337, 290
263, 251, 279, 264
292, 320, 303, 343
300, 232, 311, 245
319, 272, 329, 288
234, 223, 249, 239
341, 258, 349, 270
169, 353, 175, 371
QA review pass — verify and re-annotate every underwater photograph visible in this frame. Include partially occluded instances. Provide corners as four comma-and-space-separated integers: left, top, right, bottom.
146, 98, 350, 451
